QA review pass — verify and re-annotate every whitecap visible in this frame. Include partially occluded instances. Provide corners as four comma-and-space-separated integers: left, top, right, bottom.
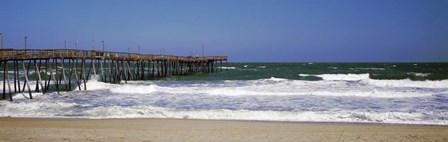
355, 68, 385, 71
367, 79, 448, 89
218, 67, 236, 70
407, 72, 431, 77
316, 73, 370, 81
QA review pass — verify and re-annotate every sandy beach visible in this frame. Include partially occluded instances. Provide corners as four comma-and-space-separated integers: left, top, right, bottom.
0, 118, 446, 142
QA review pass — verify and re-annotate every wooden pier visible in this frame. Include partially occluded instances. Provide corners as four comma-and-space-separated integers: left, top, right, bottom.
0, 48, 227, 101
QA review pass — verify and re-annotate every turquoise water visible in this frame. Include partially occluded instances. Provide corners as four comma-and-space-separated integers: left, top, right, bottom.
1, 62, 448, 125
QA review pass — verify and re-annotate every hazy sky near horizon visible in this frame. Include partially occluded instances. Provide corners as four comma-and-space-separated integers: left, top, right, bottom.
1, 0, 447, 62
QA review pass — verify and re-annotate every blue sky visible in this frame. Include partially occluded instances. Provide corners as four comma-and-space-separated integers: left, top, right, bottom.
1, 0, 447, 62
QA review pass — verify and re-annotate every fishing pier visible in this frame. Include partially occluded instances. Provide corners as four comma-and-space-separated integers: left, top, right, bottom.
0, 48, 227, 101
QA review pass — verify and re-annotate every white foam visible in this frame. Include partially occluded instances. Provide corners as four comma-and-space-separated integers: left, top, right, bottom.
264, 77, 288, 82
298, 73, 447, 89
316, 73, 370, 81
0, 71, 16, 74
415, 73, 431, 77
110, 84, 158, 94
299, 73, 372, 81
355, 68, 385, 71
407, 72, 431, 77
1, 74, 448, 125
5, 74, 445, 99
1, 80, 47, 97
82, 74, 118, 90
1, 103, 446, 125
13, 92, 45, 100
100, 77, 446, 98
0, 101, 83, 117
218, 67, 236, 70
367, 79, 448, 89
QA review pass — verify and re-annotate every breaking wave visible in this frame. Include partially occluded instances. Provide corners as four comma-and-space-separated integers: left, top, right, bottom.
1, 102, 446, 125
1, 73, 447, 125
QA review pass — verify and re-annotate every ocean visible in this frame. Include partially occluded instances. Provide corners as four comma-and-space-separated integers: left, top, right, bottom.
1, 62, 448, 125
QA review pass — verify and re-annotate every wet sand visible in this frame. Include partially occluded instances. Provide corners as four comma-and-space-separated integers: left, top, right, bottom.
0, 117, 447, 142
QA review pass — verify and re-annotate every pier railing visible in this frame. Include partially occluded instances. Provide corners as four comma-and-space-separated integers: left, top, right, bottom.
0, 49, 227, 62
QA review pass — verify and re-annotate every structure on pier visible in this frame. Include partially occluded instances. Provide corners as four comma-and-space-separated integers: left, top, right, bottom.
0, 49, 227, 101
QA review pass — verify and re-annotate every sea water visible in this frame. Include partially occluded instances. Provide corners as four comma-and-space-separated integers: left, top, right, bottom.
1, 63, 447, 125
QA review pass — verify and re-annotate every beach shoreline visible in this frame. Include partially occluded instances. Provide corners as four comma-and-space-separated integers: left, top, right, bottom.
1, 117, 447, 142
